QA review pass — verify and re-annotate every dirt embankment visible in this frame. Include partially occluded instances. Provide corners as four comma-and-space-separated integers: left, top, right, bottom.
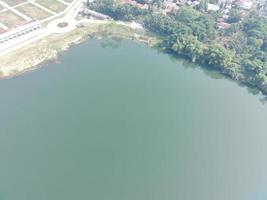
0, 22, 157, 78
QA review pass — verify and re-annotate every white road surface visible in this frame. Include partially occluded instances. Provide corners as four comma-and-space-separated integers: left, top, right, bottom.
0, 0, 81, 57
0, 0, 143, 57
0, 0, 32, 21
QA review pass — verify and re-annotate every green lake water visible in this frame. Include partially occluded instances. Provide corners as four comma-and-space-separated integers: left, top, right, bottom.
0, 39, 267, 200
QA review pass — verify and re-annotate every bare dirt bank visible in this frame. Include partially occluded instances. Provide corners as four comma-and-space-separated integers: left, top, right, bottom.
0, 22, 157, 78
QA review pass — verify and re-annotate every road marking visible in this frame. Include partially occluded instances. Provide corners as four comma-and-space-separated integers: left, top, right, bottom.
0, 0, 32, 21
0, 8, 8, 13
13, 2, 31, 8
57, 0, 70, 6
28, 0, 56, 15
0, 0, 82, 57
0, 22, 8, 30
0, 2, 30, 13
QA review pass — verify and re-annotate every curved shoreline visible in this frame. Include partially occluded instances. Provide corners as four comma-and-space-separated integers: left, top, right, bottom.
0, 22, 156, 79
0, 20, 266, 97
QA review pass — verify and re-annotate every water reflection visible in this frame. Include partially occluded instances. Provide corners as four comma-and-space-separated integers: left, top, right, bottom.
100, 38, 123, 49
94, 38, 265, 103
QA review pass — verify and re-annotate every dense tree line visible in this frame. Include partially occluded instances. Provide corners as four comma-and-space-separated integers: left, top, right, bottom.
89, 0, 267, 94
89, 0, 147, 21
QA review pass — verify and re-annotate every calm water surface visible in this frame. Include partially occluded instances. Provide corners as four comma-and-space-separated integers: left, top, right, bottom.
0, 39, 267, 200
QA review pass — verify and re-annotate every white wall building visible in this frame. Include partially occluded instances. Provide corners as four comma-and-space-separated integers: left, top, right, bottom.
208, 3, 220, 11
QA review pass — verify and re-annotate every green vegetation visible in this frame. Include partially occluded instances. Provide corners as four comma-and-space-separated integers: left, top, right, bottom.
89, 0, 147, 21
89, 0, 267, 94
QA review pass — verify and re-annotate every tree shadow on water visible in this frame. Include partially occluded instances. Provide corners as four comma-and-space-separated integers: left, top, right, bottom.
100, 37, 123, 49
156, 48, 267, 104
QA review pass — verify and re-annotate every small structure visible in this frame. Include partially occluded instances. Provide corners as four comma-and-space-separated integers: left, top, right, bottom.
57, 22, 69, 28
240, 0, 253, 9
217, 21, 231, 29
79, 9, 112, 20
126, 0, 149, 9
222, 14, 230, 19
234, 0, 253, 9
208, 3, 220, 11
191, 1, 200, 6
81, 0, 94, 6
162, 0, 179, 13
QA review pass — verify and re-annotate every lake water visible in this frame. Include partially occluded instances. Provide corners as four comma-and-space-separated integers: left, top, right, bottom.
0, 39, 267, 200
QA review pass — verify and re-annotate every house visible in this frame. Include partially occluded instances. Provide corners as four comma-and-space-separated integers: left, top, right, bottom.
208, 3, 220, 11
126, 0, 149, 9
80, 9, 111, 20
162, 0, 179, 13
81, 0, 94, 7
234, 0, 253, 9
222, 14, 230, 19
217, 21, 231, 29
191, 1, 200, 6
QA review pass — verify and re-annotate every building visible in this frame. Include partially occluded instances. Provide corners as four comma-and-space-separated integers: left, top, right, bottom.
234, 0, 253, 9
79, 9, 111, 20
208, 3, 220, 11
81, 0, 94, 6
163, 0, 179, 12
217, 21, 231, 29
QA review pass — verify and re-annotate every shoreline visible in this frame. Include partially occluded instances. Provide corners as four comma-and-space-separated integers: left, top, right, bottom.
0, 20, 266, 97
0, 22, 157, 79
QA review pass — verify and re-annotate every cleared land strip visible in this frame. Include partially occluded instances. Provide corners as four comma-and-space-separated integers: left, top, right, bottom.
35, 0, 67, 13
63, 0, 74, 2
0, 10, 27, 28
0, 0, 81, 57
1, 0, 26, 6
0, 8, 8, 13
16, 3, 52, 20
57, 0, 69, 6
0, 22, 8, 30
13, 2, 30, 8
28, 0, 56, 15
0, 0, 32, 21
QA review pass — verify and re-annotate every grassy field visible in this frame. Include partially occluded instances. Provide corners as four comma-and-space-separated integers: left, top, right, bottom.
16, 3, 52, 20
2, 0, 26, 6
0, 21, 156, 75
0, 22, 153, 78
35, 0, 67, 13
0, 10, 27, 29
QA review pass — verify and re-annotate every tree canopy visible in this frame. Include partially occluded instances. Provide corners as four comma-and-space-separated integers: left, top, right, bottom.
89, 0, 267, 94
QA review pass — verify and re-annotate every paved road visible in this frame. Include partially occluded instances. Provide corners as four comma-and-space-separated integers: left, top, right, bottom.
0, 0, 32, 21
0, 0, 81, 57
